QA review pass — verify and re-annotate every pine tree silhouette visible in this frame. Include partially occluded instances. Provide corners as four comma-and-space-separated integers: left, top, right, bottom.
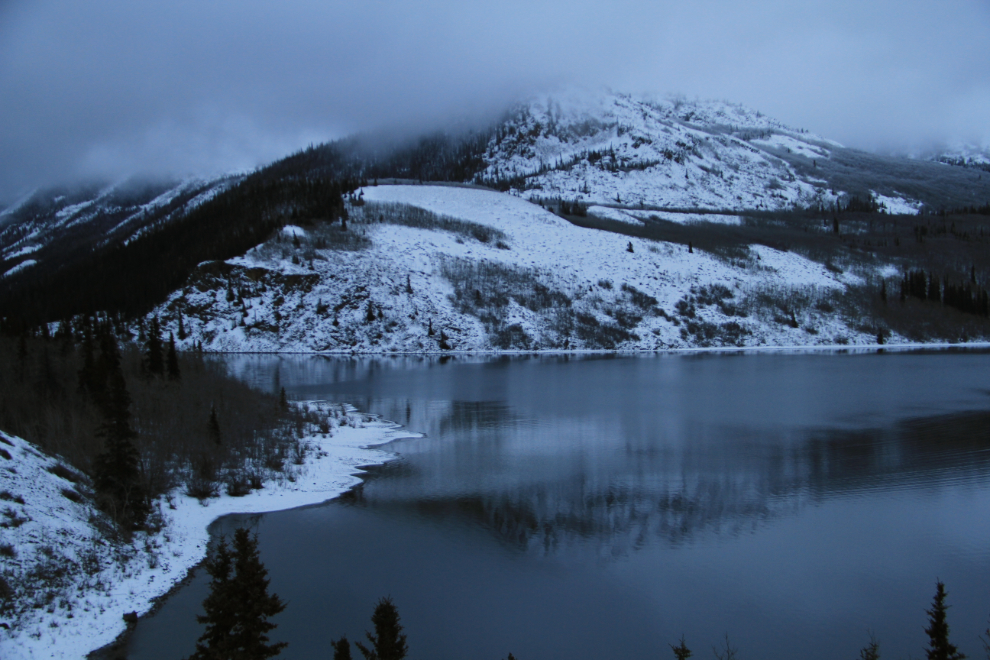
670, 635, 692, 660
925, 581, 966, 660
332, 636, 353, 660
188, 528, 287, 660
92, 328, 148, 529
145, 316, 164, 377
208, 405, 222, 446
166, 332, 181, 380
355, 597, 408, 660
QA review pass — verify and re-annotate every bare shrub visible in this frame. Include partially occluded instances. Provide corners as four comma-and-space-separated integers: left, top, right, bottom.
357, 201, 509, 245
60, 488, 83, 504
47, 463, 83, 484
0, 491, 24, 505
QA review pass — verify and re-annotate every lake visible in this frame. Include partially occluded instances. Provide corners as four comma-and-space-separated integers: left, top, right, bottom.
127, 350, 990, 660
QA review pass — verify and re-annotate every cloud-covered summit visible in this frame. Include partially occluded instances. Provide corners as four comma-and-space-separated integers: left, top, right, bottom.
2, 0, 988, 201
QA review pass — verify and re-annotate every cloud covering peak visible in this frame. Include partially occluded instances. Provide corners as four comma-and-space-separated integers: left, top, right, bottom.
2, 0, 989, 200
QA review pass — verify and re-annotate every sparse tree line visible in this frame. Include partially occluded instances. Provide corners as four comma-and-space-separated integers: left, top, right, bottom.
894, 269, 990, 318
667, 582, 986, 660
188, 542, 990, 660
0, 315, 307, 530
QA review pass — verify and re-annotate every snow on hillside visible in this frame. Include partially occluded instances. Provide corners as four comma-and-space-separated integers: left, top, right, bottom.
154, 185, 886, 354
0, 175, 235, 275
0, 409, 412, 660
478, 90, 841, 211
928, 143, 990, 170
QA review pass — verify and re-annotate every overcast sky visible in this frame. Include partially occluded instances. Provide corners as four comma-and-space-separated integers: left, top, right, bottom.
2, 0, 989, 201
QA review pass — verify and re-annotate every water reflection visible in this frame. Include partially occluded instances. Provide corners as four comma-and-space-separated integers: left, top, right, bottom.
128, 351, 990, 660
340, 409, 990, 558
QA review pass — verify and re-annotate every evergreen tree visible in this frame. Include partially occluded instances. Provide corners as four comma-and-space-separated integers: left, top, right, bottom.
145, 316, 164, 377
190, 535, 235, 658
670, 635, 692, 660
208, 405, 222, 446
188, 528, 287, 660
925, 581, 965, 660
167, 332, 181, 380
355, 597, 408, 660
332, 637, 353, 660
92, 329, 148, 529
178, 313, 187, 340
78, 321, 98, 396
859, 633, 880, 660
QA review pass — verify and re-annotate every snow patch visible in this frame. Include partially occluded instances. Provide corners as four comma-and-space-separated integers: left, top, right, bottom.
873, 193, 922, 215
2, 259, 36, 278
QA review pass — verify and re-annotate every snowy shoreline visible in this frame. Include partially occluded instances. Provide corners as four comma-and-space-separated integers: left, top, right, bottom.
196, 341, 990, 356
0, 404, 418, 660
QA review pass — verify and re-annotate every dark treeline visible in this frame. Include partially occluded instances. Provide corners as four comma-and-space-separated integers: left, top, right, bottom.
900, 269, 990, 317
0, 318, 304, 528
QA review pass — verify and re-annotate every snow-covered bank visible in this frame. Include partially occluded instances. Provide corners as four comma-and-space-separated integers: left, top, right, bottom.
0, 404, 416, 660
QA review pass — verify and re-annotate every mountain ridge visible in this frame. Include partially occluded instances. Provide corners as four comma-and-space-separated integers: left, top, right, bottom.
2, 89, 989, 347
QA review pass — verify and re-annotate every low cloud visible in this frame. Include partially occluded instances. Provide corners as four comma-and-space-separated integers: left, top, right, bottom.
2, 0, 989, 200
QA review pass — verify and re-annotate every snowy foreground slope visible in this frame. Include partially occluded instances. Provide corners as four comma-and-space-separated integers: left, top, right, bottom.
0, 409, 413, 660
157, 185, 886, 353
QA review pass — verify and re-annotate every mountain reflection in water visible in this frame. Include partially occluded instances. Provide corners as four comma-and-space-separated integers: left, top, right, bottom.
341, 405, 990, 557
128, 351, 990, 660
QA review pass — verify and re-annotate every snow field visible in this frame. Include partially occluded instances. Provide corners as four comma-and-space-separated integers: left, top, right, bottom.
158, 184, 886, 353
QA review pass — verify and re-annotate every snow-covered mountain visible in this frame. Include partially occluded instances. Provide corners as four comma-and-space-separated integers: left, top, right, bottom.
475, 89, 990, 214
4, 88, 989, 349
0, 175, 237, 281
928, 143, 990, 172
477, 90, 837, 211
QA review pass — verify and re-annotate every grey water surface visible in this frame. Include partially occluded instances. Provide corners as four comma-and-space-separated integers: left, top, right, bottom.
127, 350, 990, 660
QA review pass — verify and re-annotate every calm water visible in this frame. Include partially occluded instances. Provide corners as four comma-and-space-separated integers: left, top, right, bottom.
128, 351, 990, 660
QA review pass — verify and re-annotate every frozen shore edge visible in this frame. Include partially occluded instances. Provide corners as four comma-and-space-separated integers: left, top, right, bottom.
203, 341, 990, 356
1, 404, 418, 660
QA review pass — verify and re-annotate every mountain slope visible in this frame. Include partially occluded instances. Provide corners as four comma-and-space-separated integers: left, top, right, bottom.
2, 88, 989, 344
0, 176, 236, 282
152, 184, 893, 353
475, 90, 990, 213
